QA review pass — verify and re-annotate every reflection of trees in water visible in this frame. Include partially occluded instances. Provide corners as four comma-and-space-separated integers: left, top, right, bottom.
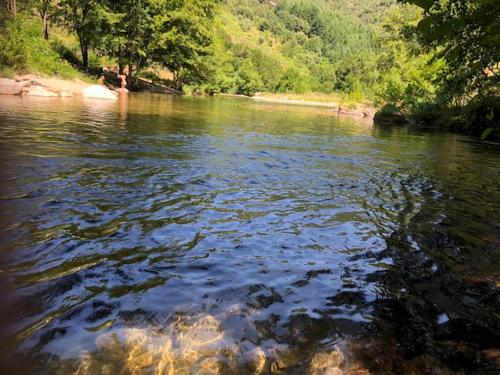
348, 175, 500, 374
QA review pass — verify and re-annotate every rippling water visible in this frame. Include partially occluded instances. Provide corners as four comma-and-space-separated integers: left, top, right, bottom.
0, 94, 499, 374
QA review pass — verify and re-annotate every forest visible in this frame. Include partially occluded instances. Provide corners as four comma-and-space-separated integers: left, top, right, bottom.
0, 0, 499, 134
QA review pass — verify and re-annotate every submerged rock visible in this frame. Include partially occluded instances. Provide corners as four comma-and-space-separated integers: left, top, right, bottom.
83, 85, 118, 100
310, 350, 344, 375
24, 85, 58, 97
0, 78, 26, 95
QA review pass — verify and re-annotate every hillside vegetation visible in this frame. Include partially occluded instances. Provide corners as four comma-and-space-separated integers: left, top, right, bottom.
200, 0, 395, 97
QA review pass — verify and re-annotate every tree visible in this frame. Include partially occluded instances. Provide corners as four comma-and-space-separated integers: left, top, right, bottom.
61, 0, 106, 68
6, 0, 16, 17
401, 0, 500, 104
36, 0, 58, 39
103, 0, 151, 83
234, 59, 263, 95
148, 0, 217, 90
375, 4, 444, 108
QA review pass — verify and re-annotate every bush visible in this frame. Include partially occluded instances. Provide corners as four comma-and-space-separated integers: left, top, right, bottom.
0, 16, 28, 71
276, 67, 311, 94
0, 15, 82, 79
463, 95, 500, 133
234, 59, 263, 96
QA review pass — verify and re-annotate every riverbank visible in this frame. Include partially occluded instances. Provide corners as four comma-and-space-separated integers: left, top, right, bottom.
12, 74, 92, 96
216, 92, 377, 119
1, 75, 376, 118
0, 73, 184, 98
0, 74, 99, 98
374, 100, 500, 140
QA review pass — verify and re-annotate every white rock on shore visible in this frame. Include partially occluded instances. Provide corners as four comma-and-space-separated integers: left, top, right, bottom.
83, 85, 118, 100
0, 78, 27, 95
24, 85, 59, 97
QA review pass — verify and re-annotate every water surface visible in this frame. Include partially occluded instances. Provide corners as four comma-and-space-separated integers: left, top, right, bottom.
0, 94, 499, 374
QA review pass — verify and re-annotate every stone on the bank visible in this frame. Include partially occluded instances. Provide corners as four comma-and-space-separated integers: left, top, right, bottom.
83, 85, 118, 100
25, 85, 58, 97
0, 78, 25, 95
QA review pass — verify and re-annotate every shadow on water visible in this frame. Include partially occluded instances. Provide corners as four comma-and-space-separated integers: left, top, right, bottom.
0, 94, 499, 374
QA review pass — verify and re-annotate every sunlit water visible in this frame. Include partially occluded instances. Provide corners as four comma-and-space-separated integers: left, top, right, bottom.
0, 94, 498, 374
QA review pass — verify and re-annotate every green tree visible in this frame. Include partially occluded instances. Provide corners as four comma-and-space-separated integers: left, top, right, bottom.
61, 0, 107, 68
103, 0, 150, 83
375, 4, 444, 108
234, 59, 263, 95
148, 0, 217, 90
37, 0, 52, 39
402, 0, 500, 103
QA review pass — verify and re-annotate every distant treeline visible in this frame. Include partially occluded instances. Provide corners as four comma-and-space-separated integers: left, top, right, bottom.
1, 0, 499, 132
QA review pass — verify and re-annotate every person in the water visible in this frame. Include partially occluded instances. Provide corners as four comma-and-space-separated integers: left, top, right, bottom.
118, 67, 128, 93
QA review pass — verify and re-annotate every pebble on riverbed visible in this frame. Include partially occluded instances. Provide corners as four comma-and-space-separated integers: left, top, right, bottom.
56, 311, 371, 375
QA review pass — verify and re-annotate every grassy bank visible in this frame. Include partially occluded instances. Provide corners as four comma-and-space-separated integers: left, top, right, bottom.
0, 15, 95, 83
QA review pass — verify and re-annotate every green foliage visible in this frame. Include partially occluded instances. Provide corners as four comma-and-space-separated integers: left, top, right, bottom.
234, 59, 263, 95
401, 0, 500, 103
463, 95, 500, 133
60, 0, 109, 68
149, 0, 216, 89
0, 15, 27, 70
373, 4, 445, 109
196, 0, 397, 96
276, 67, 311, 94
0, 15, 82, 78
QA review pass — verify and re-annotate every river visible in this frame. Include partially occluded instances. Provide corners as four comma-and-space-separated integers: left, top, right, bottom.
0, 94, 498, 374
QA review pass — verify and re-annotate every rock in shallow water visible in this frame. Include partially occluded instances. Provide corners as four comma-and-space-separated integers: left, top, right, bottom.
310, 350, 344, 375
83, 85, 118, 100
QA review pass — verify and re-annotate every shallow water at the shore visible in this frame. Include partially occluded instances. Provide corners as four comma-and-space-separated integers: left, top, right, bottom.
0, 94, 499, 374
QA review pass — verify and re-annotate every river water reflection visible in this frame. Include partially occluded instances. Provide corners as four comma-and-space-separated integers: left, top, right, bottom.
0, 94, 499, 374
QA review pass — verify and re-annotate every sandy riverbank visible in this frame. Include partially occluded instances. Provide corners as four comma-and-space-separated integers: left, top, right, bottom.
213, 92, 377, 118
251, 93, 377, 118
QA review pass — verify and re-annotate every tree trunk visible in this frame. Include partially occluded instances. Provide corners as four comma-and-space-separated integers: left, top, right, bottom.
127, 49, 135, 89
118, 48, 124, 75
81, 44, 89, 68
173, 72, 181, 91
128, 64, 134, 90
7, 0, 17, 17
42, 12, 49, 40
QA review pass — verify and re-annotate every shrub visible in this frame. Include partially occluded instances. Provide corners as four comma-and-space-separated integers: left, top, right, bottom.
0, 16, 28, 71
0, 15, 82, 79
